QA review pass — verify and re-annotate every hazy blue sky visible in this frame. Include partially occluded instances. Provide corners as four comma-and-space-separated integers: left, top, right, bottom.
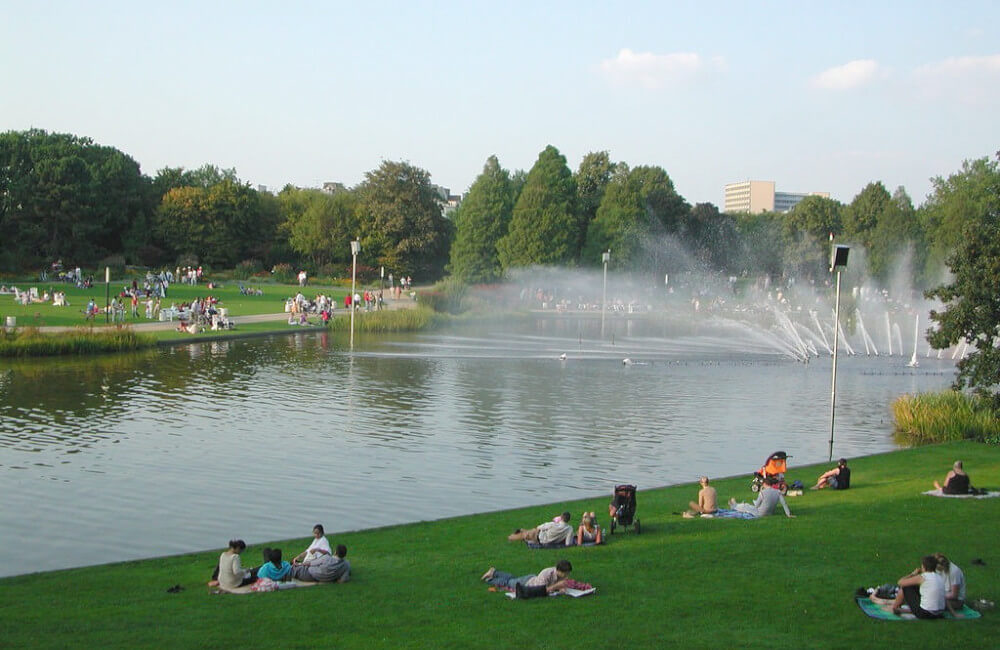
3, 1, 997, 206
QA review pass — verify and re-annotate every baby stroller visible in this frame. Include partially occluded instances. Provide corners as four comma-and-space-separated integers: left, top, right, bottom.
609, 484, 640, 534
750, 451, 790, 495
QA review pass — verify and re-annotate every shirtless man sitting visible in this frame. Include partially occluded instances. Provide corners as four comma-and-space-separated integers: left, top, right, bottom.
508, 512, 573, 544
684, 476, 718, 517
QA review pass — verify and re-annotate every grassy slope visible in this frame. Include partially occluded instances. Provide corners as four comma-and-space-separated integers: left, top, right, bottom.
1, 442, 997, 649
0, 281, 346, 328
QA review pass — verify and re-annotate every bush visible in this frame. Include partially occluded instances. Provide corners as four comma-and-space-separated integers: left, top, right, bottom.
99, 255, 126, 274
235, 259, 263, 281
892, 390, 1000, 445
270, 263, 295, 284
176, 253, 200, 269
0, 326, 156, 357
419, 278, 468, 314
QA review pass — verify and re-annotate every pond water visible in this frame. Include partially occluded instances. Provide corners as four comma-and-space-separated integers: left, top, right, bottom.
0, 315, 955, 577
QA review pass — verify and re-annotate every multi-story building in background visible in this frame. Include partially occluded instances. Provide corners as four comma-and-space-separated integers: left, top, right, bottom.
724, 180, 829, 214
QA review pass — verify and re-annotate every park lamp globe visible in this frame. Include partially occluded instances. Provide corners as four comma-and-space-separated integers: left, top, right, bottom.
350, 239, 361, 348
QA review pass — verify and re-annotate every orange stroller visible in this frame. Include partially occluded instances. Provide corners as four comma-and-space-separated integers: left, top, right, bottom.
750, 451, 790, 495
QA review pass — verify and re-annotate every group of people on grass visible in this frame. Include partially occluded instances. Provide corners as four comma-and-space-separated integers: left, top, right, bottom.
211, 524, 350, 591
873, 553, 967, 619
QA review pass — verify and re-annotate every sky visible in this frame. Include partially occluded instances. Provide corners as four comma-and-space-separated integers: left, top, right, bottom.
2, 1, 998, 207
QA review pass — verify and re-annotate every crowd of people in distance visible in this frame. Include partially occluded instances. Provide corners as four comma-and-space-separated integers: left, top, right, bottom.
210, 525, 350, 592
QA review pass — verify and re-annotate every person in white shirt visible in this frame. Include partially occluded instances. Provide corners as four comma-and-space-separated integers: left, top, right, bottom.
934, 553, 966, 614
507, 512, 573, 544
292, 524, 331, 565
891, 555, 946, 619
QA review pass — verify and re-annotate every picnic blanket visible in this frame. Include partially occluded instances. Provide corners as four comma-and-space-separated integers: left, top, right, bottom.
214, 579, 318, 594
525, 537, 601, 549
704, 508, 757, 520
856, 597, 981, 620
923, 489, 998, 499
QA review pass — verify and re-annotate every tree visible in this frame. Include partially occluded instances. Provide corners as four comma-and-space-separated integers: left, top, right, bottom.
280, 188, 359, 268
356, 160, 452, 280
497, 145, 577, 269
926, 207, 1000, 408
843, 181, 890, 250
573, 151, 616, 258
867, 186, 924, 285
687, 203, 739, 272
920, 155, 1000, 280
782, 195, 843, 278
447, 155, 514, 283
734, 211, 784, 278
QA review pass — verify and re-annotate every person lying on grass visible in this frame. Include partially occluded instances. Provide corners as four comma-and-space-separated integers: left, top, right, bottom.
889, 555, 946, 619
291, 544, 350, 583
481, 559, 573, 594
728, 476, 795, 518
508, 511, 572, 544
576, 512, 602, 545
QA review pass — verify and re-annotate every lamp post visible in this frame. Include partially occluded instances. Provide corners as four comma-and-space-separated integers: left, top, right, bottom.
105, 266, 110, 324
601, 250, 610, 338
350, 240, 360, 349
829, 243, 850, 461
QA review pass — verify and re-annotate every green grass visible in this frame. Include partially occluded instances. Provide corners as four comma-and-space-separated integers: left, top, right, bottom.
893, 391, 1000, 444
1, 442, 997, 648
0, 280, 348, 328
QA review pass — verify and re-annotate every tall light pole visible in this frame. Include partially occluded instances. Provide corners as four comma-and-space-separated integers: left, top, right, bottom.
601, 250, 610, 338
350, 239, 360, 349
829, 243, 850, 461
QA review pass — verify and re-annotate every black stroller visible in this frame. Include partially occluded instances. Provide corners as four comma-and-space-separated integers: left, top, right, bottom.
609, 484, 640, 534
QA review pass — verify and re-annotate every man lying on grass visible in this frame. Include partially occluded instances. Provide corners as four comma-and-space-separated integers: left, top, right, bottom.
508, 511, 572, 544
481, 559, 573, 597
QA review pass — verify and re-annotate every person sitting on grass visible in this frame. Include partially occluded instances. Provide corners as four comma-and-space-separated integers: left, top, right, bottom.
256, 548, 293, 582
576, 512, 602, 545
508, 511, 572, 544
934, 460, 974, 494
685, 476, 718, 517
934, 553, 966, 615
811, 458, 851, 490
889, 555, 945, 619
728, 476, 795, 518
291, 544, 350, 583
480, 559, 573, 595
210, 539, 258, 589
292, 524, 331, 565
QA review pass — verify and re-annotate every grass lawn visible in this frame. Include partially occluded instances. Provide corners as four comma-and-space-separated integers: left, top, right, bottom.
0, 280, 347, 328
1, 442, 997, 649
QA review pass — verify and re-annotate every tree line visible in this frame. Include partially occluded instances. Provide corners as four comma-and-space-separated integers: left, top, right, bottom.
1, 129, 995, 292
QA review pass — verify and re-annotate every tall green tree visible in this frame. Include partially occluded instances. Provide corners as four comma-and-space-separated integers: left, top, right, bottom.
843, 181, 890, 250
867, 186, 924, 285
497, 145, 577, 269
920, 155, 1000, 280
926, 205, 1000, 407
448, 155, 514, 283
280, 188, 359, 268
734, 211, 784, 278
573, 151, 617, 258
782, 195, 843, 277
357, 160, 452, 280
687, 202, 739, 272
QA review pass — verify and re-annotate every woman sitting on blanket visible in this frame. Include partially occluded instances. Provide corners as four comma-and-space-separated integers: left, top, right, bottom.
256, 548, 293, 582
576, 512, 602, 545
210, 539, 258, 589
934, 460, 975, 495
292, 524, 331, 565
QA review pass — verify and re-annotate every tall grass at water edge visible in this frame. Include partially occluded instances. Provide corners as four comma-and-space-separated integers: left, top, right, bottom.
326, 306, 444, 333
0, 326, 155, 357
893, 390, 1000, 445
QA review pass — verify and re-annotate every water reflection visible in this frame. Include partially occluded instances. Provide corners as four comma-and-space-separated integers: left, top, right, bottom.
0, 320, 954, 577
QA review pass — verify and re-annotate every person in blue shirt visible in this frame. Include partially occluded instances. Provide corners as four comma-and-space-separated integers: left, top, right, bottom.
256, 548, 293, 582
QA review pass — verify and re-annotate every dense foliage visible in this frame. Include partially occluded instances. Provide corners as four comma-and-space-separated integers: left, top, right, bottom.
0, 128, 991, 295
925, 155, 1000, 408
